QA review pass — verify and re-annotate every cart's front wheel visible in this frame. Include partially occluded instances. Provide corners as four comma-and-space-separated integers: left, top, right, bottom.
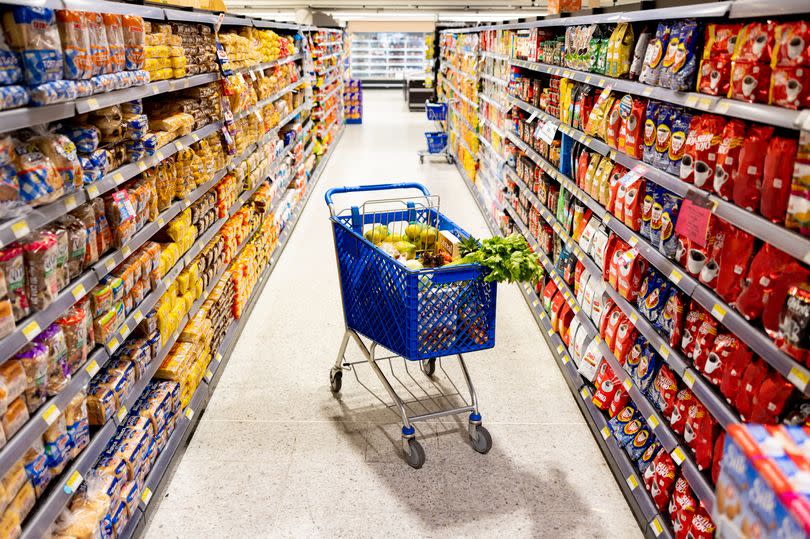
329, 370, 342, 393
405, 438, 425, 469
421, 358, 436, 377
470, 425, 492, 454
446, 154, 454, 164
419, 155, 424, 164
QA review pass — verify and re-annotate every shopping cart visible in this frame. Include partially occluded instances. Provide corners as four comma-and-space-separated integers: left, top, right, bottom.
325, 182, 496, 468
418, 101, 454, 165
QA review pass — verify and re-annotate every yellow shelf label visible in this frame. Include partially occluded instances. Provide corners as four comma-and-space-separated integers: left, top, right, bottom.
108, 338, 120, 352
158, 217, 165, 227
628, 236, 638, 247
85, 359, 100, 377
185, 407, 194, 420
105, 258, 116, 272
629, 312, 638, 323
716, 101, 730, 114
86, 184, 100, 198
87, 97, 99, 109
556, 344, 564, 354
683, 370, 696, 388
658, 344, 670, 359
42, 404, 59, 426
670, 268, 683, 284
580, 387, 589, 399
137, 161, 148, 172
686, 95, 699, 107
23, 320, 41, 341
788, 366, 810, 389
65, 470, 83, 493
601, 426, 611, 440
647, 415, 660, 429
122, 245, 132, 258
141, 487, 153, 505
134, 310, 144, 324
651, 518, 664, 536
117, 406, 127, 422
671, 446, 686, 465
547, 328, 555, 337
64, 195, 78, 211
112, 172, 124, 184
11, 220, 29, 239
119, 325, 129, 339
215, 353, 222, 363
710, 303, 727, 321
71, 283, 86, 300
626, 475, 638, 490
205, 369, 213, 381
622, 378, 632, 391
642, 86, 654, 97
698, 97, 713, 110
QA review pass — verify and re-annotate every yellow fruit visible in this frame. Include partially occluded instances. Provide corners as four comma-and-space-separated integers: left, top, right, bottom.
404, 223, 423, 241
420, 227, 439, 246
387, 233, 404, 243
366, 224, 388, 243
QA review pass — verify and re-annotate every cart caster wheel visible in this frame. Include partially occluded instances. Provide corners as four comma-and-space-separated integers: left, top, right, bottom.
421, 358, 436, 377
446, 155, 454, 164
419, 155, 424, 164
469, 425, 492, 454
329, 370, 342, 393
405, 438, 425, 469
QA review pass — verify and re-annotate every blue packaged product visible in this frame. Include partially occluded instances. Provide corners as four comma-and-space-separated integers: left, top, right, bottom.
635, 344, 661, 393
15, 141, 63, 205
640, 184, 658, 240
642, 100, 660, 167
29, 79, 77, 106
0, 39, 22, 85
67, 413, 89, 458
125, 114, 148, 140
648, 187, 666, 252
639, 23, 671, 86
124, 139, 145, 162
615, 416, 645, 449
666, 109, 692, 176
626, 425, 653, 460
637, 269, 664, 320
141, 132, 158, 155
626, 335, 647, 384
89, 73, 114, 93
659, 191, 681, 259
652, 104, 675, 172
637, 440, 661, 473
122, 99, 143, 115
84, 148, 107, 171
74, 79, 93, 97
643, 279, 669, 329
59, 124, 100, 153
82, 167, 101, 185
4, 7, 63, 85
559, 133, 575, 177
23, 443, 52, 496
608, 404, 638, 435
0, 84, 28, 110
44, 429, 70, 470
659, 20, 700, 92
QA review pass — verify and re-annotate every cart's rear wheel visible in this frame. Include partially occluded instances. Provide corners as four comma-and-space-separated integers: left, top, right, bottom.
421, 358, 436, 377
419, 155, 424, 164
405, 438, 425, 469
329, 370, 342, 393
470, 425, 492, 454
446, 154, 454, 164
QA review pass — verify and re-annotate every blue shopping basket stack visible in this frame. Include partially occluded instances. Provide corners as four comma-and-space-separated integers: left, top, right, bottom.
419, 101, 453, 164
326, 182, 495, 468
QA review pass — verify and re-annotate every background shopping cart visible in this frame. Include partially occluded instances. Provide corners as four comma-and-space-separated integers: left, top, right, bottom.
419, 101, 454, 164
326, 182, 496, 468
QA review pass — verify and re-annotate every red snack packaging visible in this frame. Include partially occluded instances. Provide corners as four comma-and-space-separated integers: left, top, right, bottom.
605, 99, 623, 149
773, 21, 810, 67
576, 150, 590, 189
661, 289, 685, 348
542, 280, 558, 312
694, 114, 725, 191
600, 305, 619, 340
735, 358, 769, 421
604, 311, 627, 352
729, 60, 772, 103
713, 119, 746, 200
550, 292, 566, 333
760, 136, 798, 224
678, 115, 702, 184
613, 318, 638, 360
618, 97, 645, 160
681, 302, 705, 360
770, 66, 810, 109
687, 505, 717, 539
670, 476, 697, 539
671, 388, 695, 437
692, 407, 718, 471
698, 57, 732, 96
733, 124, 775, 211
684, 399, 706, 449
712, 431, 726, 484
736, 243, 793, 321
717, 333, 754, 400
607, 241, 625, 290
644, 450, 676, 511
699, 218, 727, 290
693, 316, 719, 374
592, 362, 620, 411
559, 304, 574, 345
573, 261, 585, 297
622, 177, 645, 232
608, 386, 630, 418
750, 372, 795, 424
779, 282, 810, 364
761, 260, 810, 337
617, 249, 647, 302
734, 21, 775, 64
613, 182, 626, 224
715, 223, 755, 304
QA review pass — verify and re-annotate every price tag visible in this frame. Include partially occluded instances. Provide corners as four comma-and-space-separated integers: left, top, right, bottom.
548, 328, 555, 337
580, 387, 589, 399
603, 214, 612, 224
42, 404, 59, 426
697, 97, 713, 110
22, 320, 41, 341
134, 310, 144, 324
121, 245, 132, 258
85, 359, 100, 377
562, 354, 570, 364
685, 95, 700, 108
789, 366, 810, 389
191, 133, 200, 143
623, 378, 632, 391
711, 303, 727, 321
642, 86, 654, 97
118, 325, 129, 339
64, 195, 78, 212
598, 79, 606, 87
715, 101, 730, 114
629, 312, 638, 323
573, 305, 581, 314
117, 406, 127, 422
675, 191, 714, 248
651, 517, 664, 536
626, 475, 638, 490
105, 258, 116, 273
601, 426, 611, 440
669, 268, 683, 285
108, 337, 120, 352
64, 470, 83, 494
683, 370, 696, 388
137, 160, 148, 173
86, 184, 100, 198
87, 97, 99, 110
584, 75, 593, 84
141, 487, 153, 505
647, 414, 660, 429
594, 335, 602, 345
158, 217, 165, 227
538, 121, 559, 145
658, 344, 670, 359
205, 369, 214, 382
11, 220, 29, 239
671, 446, 686, 465
185, 407, 194, 420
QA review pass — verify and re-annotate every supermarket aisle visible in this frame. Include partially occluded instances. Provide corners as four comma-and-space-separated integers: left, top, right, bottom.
144, 91, 640, 538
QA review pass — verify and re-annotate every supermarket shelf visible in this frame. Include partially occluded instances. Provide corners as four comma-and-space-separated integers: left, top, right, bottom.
0, 102, 74, 133
478, 92, 508, 113
316, 83, 342, 106
233, 78, 304, 121
454, 146, 669, 539
448, 101, 477, 134
480, 51, 510, 62
480, 73, 508, 87
251, 19, 303, 30
314, 50, 342, 61
730, 0, 810, 17
162, 7, 218, 24
480, 116, 506, 140
442, 79, 478, 109
505, 92, 810, 270
235, 53, 304, 76
510, 58, 801, 131
449, 123, 478, 162
444, 63, 477, 83
75, 73, 216, 114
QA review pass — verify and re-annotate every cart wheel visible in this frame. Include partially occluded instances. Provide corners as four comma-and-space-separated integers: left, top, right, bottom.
446, 154, 454, 164
469, 425, 492, 454
329, 370, 342, 393
421, 358, 436, 377
405, 438, 425, 469
419, 155, 424, 164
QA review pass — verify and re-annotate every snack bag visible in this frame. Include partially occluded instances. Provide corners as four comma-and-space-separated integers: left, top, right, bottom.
734, 21, 775, 64
713, 119, 746, 199
760, 136, 798, 224
770, 66, 810, 109
715, 223, 755, 304
733, 124, 774, 211
639, 23, 670, 86
653, 104, 675, 171
618, 96, 645, 160
2, 7, 63, 85
659, 20, 700, 92
729, 60, 771, 103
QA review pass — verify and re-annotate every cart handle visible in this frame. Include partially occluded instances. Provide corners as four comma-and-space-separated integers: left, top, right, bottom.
324, 182, 431, 207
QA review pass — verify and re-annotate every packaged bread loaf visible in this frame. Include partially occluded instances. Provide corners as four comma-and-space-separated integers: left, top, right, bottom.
13, 139, 63, 206
29, 79, 77, 106
23, 230, 60, 311
56, 10, 91, 80
7, 480, 33, 522
2, 396, 28, 439
47, 221, 68, 290
0, 23, 22, 85
0, 245, 28, 321
57, 305, 87, 374
84, 12, 109, 75
22, 439, 50, 496
122, 15, 144, 71
32, 134, 82, 193
65, 390, 88, 459
43, 411, 68, 475
15, 343, 47, 413
2, 7, 63, 85
34, 322, 70, 395
102, 13, 124, 73
59, 214, 87, 280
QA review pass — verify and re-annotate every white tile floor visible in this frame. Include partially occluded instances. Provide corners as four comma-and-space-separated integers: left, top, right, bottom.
144, 91, 642, 538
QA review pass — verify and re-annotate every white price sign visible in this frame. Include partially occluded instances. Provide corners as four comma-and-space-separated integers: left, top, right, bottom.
537, 121, 559, 145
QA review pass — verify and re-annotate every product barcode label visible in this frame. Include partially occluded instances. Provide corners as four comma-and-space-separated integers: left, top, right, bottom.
42, 404, 59, 426
710, 303, 727, 321
658, 344, 670, 359
71, 283, 86, 300
788, 366, 810, 389
134, 310, 144, 324
64, 470, 83, 494
11, 220, 29, 239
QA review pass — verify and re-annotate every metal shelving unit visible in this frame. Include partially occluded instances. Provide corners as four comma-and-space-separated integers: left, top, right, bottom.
350, 32, 431, 84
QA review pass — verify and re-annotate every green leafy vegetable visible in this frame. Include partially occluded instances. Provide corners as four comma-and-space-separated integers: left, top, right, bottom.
459, 234, 544, 284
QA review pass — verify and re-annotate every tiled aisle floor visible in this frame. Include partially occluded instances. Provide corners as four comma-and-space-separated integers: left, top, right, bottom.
144, 91, 641, 538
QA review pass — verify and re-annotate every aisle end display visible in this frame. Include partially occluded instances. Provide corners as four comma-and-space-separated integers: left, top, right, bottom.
0, 3, 344, 536
439, 3, 810, 538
